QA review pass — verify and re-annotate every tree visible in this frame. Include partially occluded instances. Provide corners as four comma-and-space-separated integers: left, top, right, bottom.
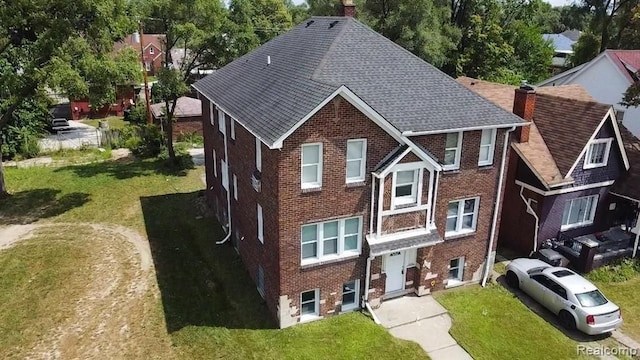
503, 20, 553, 84
286, 0, 310, 24
252, 0, 294, 44
559, 5, 592, 31
569, 31, 601, 66
582, 0, 640, 52
308, 0, 344, 16
0, 0, 135, 196
227, 0, 261, 59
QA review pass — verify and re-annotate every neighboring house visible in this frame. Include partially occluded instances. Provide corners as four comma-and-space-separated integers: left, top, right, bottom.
459, 77, 635, 272
542, 33, 576, 69
114, 33, 166, 76
192, 8, 525, 328
538, 50, 640, 138
150, 96, 202, 139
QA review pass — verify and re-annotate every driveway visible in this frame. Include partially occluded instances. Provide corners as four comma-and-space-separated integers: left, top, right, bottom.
373, 295, 472, 360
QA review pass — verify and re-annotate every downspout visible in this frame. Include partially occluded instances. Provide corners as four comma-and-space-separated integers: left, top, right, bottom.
216, 120, 232, 245
519, 185, 540, 254
369, 173, 376, 235
364, 172, 380, 324
482, 126, 516, 287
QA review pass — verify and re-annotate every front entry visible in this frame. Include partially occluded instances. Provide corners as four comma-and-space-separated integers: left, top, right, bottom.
385, 251, 405, 293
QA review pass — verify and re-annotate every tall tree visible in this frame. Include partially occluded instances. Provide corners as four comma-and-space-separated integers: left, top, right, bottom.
569, 31, 601, 66
0, 0, 135, 196
308, 0, 344, 15
252, 0, 294, 44
227, 0, 261, 59
286, 0, 311, 24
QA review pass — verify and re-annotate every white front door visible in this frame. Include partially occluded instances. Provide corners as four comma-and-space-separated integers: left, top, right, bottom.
385, 251, 405, 293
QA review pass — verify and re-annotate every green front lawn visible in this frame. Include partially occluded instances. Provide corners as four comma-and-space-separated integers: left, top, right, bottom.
434, 285, 592, 360
1, 160, 427, 359
592, 276, 640, 341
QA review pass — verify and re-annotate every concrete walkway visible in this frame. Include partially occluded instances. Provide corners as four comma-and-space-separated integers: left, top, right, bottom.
374, 296, 472, 360
188, 148, 205, 166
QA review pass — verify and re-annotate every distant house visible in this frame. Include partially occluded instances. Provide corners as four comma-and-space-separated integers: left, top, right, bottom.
538, 50, 640, 139
114, 33, 166, 76
150, 96, 202, 139
459, 77, 637, 272
542, 33, 576, 69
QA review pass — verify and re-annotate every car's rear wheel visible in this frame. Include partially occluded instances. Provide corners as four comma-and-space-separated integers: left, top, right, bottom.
559, 311, 576, 330
506, 271, 519, 289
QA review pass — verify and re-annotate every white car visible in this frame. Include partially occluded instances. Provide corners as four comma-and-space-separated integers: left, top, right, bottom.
505, 258, 622, 335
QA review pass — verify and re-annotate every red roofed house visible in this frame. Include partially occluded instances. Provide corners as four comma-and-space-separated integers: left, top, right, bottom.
114, 33, 166, 76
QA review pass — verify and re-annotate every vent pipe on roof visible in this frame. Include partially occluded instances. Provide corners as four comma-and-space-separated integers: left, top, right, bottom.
267, 55, 271, 66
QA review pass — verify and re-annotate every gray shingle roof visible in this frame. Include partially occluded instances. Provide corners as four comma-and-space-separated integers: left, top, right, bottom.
368, 231, 443, 256
193, 16, 524, 147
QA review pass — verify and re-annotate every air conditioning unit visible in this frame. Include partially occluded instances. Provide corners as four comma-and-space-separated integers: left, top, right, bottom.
251, 169, 261, 192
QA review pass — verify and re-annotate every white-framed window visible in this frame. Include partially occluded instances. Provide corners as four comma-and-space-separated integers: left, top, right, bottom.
392, 169, 420, 208
257, 204, 264, 243
478, 129, 496, 166
562, 195, 598, 230
300, 289, 319, 320
346, 139, 366, 183
300, 216, 362, 263
342, 280, 359, 311
209, 103, 214, 126
221, 159, 229, 190
584, 138, 612, 169
230, 119, 236, 140
145, 62, 151, 72
218, 109, 226, 135
233, 174, 238, 200
149, 46, 155, 55
448, 257, 465, 282
257, 265, 265, 298
301, 143, 323, 189
446, 197, 480, 237
405, 248, 417, 268
443, 132, 463, 170
212, 149, 217, 177
256, 138, 262, 172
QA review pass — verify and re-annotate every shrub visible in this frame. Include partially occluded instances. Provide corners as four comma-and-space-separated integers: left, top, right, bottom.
126, 105, 149, 125
117, 124, 164, 158
157, 144, 194, 172
176, 131, 204, 147
587, 258, 640, 283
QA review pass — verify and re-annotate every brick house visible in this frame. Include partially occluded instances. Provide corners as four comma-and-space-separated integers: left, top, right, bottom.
192, 12, 525, 328
114, 33, 165, 76
458, 77, 635, 271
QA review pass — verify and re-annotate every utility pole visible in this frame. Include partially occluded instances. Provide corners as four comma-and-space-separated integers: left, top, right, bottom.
138, 22, 153, 124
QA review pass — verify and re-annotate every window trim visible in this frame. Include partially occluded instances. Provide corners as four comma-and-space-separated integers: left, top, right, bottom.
149, 46, 155, 55
584, 138, 613, 169
300, 289, 320, 321
300, 216, 362, 265
230, 118, 236, 140
341, 279, 360, 312
445, 197, 480, 237
256, 138, 262, 172
391, 166, 422, 209
221, 159, 229, 190
212, 149, 217, 177
257, 204, 264, 243
209, 103, 214, 126
233, 174, 238, 200
301, 143, 323, 189
443, 132, 463, 171
346, 139, 367, 183
561, 194, 598, 230
448, 256, 465, 283
218, 109, 226, 135
257, 265, 265, 298
478, 128, 497, 166
145, 61, 151, 72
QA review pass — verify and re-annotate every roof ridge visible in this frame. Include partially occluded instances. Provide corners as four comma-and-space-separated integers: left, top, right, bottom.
311, 18, 353, 84
535, 92, 611, 108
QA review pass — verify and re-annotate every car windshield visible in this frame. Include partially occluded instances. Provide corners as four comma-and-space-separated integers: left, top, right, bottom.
575, 290, 608, 307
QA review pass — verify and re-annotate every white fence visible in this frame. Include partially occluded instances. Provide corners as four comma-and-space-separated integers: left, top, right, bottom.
38, 128, 104, 152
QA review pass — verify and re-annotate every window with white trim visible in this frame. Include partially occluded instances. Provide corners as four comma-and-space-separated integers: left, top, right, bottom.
443, 132, 462, 170
233, 174, 238, 200
448, 257, 465, 282
221, 159, 229, 190
256, 138, 262, 172
562, 195, 598, 230
145, 62, 151, 71
446, 197, 480, 237
301, 217, 361, 263
393, 169, 419, 207
212, 149, 217, 177
405, 248, 417, 267
478, 129, 496, 166
230, 119, 236, 140
346, 139, 366, 183
149, 46, 155, 55
300, 289, 319, 319
342, 280, 359, 311
301, 143, 322, 189
584, 138, 612, 169
209, 103, 214, 126
257, 265, 265, 298
218, 109, 226, 135
257, 204, 264, 243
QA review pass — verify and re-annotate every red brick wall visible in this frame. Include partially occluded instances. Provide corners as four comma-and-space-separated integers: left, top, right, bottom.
173, 116, 203, 140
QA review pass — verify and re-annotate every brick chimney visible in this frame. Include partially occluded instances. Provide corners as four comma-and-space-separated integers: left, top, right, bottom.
512, 84, 535, 143
342, 0, 356, 17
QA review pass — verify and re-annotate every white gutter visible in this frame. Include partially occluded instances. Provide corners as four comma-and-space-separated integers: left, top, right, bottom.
519, 185, 540, 254
431, 170, 440, 226
369, 173, 377, 235
482, 126, 516, 287
216, 118, 233, 245
402, 123, 525, 137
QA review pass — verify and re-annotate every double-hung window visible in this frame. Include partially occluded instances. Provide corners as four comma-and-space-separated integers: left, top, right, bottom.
342, 280, 359, 311
257, 204, 264, 243
301, 217, 361, 263
232, 174, 238, 200
584, 138, 612, 169
478, 129, 496, 166
392, 169, 419, 208
301, 143, 322, 189
444, 132, 463, 170
346, 139, 366, 183
230, 119, 236, 140
218, 109, 226, 135
257, 265, 265, 298
448, 257, 465, 282
209, 103, 214, 126
212, 149, 217, 177
446, 197, 479, 237
562, 195, 598, 230
256, 138, 262, 172
300, 289, 319, 320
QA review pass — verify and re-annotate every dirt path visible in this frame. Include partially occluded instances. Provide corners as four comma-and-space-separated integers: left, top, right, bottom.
0, 222, 172, 359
